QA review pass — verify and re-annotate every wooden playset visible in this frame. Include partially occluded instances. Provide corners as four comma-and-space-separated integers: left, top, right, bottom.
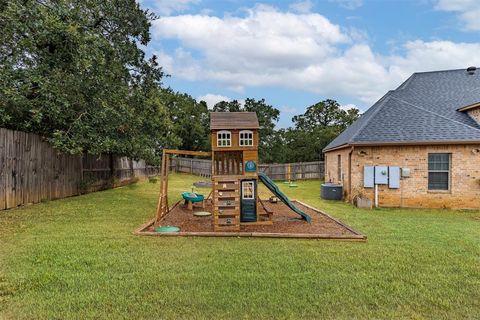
143, 112, 366, 240
154, 112, 322, 232
156, 112, 282, 231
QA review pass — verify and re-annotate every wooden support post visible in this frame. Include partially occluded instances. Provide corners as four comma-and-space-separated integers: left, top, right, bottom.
165, 153, 170, 210
155, 149, 212, 223
156, 149, 167, 222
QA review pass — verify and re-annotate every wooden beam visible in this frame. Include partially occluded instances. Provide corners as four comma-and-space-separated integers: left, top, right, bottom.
155, 149, 167, 222
164, 149, 211, 157
165, 153, 170, 211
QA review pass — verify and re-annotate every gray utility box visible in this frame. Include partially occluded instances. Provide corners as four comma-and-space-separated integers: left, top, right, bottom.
363, 165, 401, 188
364, 166, 374, 188
388, 166, 400, 189
375, 166, 389, 185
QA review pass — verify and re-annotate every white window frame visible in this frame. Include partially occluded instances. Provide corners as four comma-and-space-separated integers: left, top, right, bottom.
217, 130, 231, 147
239, 130, 254, 146
242, 181, 255, 200
428, 153, 451, 191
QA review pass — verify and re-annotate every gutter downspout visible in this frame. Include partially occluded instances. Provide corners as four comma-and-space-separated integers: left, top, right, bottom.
348, 146, 354, 203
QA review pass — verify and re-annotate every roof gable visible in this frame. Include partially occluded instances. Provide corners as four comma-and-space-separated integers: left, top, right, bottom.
324, 68, 480, 151
458, 101, 480, 112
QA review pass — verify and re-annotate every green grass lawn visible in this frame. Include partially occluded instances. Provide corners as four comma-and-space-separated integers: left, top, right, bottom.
1, 173, 479, 319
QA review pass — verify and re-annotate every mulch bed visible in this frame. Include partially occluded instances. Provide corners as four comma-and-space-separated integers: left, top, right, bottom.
135, 199, 366, 240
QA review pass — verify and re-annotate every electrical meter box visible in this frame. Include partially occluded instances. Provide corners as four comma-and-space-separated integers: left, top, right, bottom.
374, 166, 388, 185
388, 166, 400, 189
364, 166, 374, 188
401, 168, 411, 177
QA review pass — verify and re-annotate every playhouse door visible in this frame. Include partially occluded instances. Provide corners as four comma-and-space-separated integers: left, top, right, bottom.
240, 180, 257, 222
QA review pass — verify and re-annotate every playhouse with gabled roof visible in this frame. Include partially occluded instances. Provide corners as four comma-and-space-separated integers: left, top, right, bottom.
210, 112, 267, 231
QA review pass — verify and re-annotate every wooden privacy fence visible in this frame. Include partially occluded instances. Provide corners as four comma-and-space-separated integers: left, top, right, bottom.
0, 128, 159, 210
259, 161, 324, 181
170, 157, 324, 181
169, 157, 211, 178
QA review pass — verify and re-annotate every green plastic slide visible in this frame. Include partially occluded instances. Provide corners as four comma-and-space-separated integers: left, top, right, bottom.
258, 172, 312, 223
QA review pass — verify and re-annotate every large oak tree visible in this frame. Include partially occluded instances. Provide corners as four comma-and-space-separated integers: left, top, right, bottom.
0, 0, 176, 162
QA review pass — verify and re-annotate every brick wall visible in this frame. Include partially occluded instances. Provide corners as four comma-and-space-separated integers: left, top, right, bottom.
467, 108, 480, 125
325, 144, 480, 209
324, 147, 352, 199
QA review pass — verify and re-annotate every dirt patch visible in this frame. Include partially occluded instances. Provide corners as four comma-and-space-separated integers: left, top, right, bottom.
136, 199, 366, 240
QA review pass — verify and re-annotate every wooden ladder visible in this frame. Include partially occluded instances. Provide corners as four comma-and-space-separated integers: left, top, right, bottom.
213, 177, 240, 231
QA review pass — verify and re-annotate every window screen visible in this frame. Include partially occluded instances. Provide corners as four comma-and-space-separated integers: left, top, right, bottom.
428, 153, 450, 190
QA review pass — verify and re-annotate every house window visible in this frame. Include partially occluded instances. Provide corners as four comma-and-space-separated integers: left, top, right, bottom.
242, 181, 254, 199
217, 130, 231, 147
239, 130, 254, 146
428, 153, 450, 190
337, 155, 342, 181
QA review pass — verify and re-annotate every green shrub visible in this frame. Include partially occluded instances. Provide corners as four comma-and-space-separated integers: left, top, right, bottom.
79, 173, 97, 194
148, 176, 158, 184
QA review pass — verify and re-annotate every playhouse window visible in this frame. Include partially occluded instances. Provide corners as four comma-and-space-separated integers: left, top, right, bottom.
428, 153, 450, 190
217, 130, 231, 147
242, 181, 255, 199
239, 130, 253, 146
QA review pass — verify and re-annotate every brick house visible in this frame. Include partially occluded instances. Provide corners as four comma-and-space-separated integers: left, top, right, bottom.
323, 67, 480, 209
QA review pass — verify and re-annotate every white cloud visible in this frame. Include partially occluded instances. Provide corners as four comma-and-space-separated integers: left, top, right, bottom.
329, 0, 364, 10
152, 5, 480, 106
387, 40, 480, 72
140, 0, 200, 16
435, 0, 480, 31
289, 0, 314, 13
340, 103, 358, 111
197, 94, 231, 108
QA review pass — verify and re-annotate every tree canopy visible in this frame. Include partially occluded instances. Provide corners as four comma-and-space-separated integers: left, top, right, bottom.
163, 89, 210, 151
287, 99, 360, 161
0, 1, 360, 164
0, 0, 175, 162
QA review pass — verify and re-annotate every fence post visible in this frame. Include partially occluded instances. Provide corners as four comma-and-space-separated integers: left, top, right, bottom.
127, 158, 132, 178
80, 155, 84, 182
109, 154, 114, 181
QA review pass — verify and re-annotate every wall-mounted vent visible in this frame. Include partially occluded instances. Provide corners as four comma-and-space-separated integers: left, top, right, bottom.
467, 66, 476, 75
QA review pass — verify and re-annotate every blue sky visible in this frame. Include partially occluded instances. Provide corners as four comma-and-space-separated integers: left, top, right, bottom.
139, 0, 480, 127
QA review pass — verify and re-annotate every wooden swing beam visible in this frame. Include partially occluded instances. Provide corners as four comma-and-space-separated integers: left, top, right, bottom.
155, 149, 211, 223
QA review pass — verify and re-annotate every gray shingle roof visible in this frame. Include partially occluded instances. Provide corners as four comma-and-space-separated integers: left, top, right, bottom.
324, 68, 480, 151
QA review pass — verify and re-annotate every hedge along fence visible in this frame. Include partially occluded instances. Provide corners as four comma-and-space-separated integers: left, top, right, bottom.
170, 157, 325, 181
0, 128, 160, 210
